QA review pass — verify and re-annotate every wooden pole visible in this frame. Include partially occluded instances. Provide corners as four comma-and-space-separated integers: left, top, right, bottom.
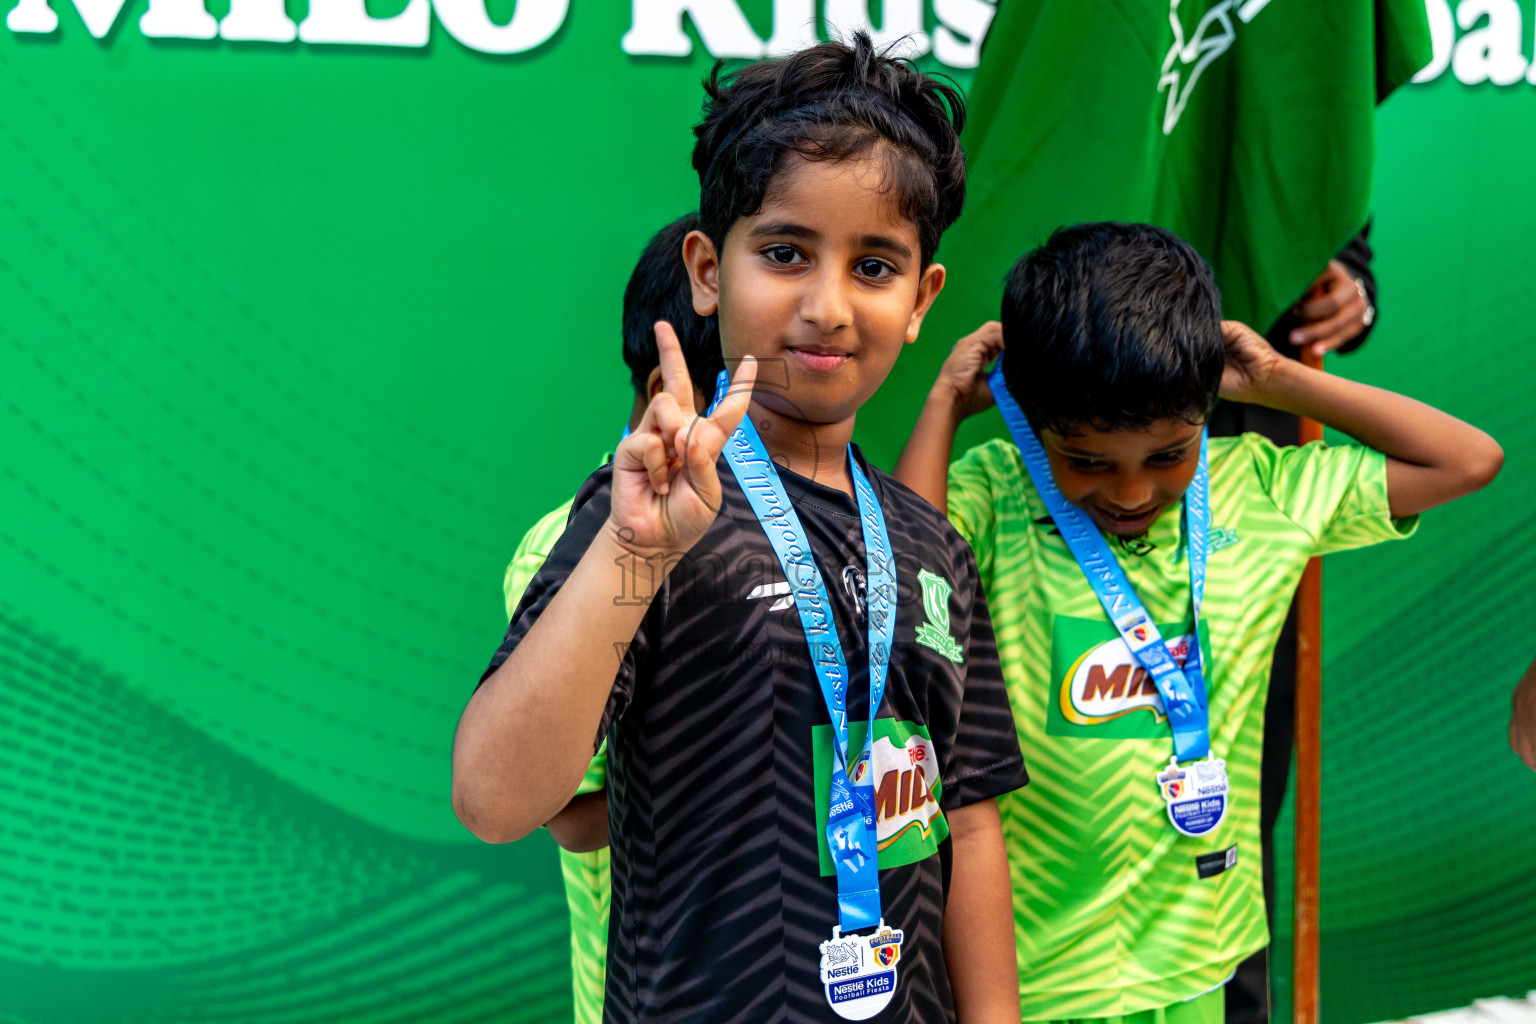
1293, 348, 1325, 1024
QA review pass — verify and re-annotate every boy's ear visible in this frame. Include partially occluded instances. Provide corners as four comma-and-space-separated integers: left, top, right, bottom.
904, 262, 947, 344
682, 229, 720, 317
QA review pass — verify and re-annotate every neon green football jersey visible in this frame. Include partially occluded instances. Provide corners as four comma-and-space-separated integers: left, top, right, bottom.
946, 434, 1416, 1019
505, 498, 608, 1024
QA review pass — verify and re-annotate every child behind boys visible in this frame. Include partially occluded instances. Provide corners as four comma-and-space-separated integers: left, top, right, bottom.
895, 222, 1501, 1021
500, 213, 723, 1024
456, 35, 1029, 1024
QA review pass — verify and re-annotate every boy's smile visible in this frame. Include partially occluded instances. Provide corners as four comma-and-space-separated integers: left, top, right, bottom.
684, 151, 944, 435
1042, 419, 1205, 537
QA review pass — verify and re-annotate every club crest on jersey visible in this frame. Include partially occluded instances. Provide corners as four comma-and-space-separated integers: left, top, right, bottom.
1209, 526, 1241, 552
1060, 632, 1197, 726
914, 569, 964, 663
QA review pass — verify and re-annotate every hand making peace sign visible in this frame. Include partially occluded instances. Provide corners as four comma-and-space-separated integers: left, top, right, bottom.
608, 321, 757, 557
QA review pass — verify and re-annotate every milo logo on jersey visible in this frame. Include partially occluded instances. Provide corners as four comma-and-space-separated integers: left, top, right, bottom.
812, 720, 950, 875
1045, 615, 1213, 739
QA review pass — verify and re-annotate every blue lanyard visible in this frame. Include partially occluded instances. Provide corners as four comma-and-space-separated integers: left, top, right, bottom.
987, 365, 1212, 762
714, 373, 896, 932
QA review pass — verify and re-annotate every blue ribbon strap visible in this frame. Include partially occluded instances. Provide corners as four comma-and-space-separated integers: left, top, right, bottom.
715, 373, 897, 931
987, 364, 1212, 762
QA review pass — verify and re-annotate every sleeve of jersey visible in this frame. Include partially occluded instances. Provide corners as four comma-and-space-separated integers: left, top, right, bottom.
940, 556, 1029, 812
945, 443, 999, 580
478, 466, 656, 756
1243, 434, 1419, 556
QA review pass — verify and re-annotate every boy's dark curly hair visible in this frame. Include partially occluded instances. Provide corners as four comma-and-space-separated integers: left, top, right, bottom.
691, 32, 966, 265
1000, 222, 1226, 436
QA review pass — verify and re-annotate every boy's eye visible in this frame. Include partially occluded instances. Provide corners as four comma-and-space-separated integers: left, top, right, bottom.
1148, 450, 1191, 467
763, 245, 806, 265
1068, 458, 1108, 473
855, 258, 894, 279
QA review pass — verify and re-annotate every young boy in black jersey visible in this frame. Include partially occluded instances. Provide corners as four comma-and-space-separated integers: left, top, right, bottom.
454, 35, 1028, 1024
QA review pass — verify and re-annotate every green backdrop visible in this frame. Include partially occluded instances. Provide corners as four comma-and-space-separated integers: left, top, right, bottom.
0, 2, 1531, 1021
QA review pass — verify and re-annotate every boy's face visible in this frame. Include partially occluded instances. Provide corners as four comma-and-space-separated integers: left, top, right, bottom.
682, 152, 944, 426
1042, 419, 1204, 537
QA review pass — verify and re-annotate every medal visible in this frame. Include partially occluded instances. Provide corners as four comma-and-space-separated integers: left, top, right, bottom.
716, 373, 904, 1014
1155, 755, 1229, 837
990, 364, 1231, 836
818, 921, 904, 1020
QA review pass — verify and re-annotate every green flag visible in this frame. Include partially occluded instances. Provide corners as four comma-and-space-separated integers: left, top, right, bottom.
859, 0, 1431, 466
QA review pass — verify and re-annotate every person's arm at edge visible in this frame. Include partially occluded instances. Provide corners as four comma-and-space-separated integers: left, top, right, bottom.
1287, 230, 1377, 358
452, 328, 756, 844
1331, 228, 1376, 354
942, 799, 1020, 1024
1220, 321, 1503, 518
893, 322, 1004, 510
1510, 656, 1536, 771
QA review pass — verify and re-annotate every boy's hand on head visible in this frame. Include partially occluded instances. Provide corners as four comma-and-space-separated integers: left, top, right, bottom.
1222, 315, 1501, 516
608, 321, 756, 559
933, 321, 1005, 420
1219, 320, 1285, 406
896, 322, 1000, 509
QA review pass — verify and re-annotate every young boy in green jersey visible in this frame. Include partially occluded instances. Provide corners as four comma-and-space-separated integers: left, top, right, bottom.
893, 222, 1503, 1021
501, 213, 723, 1024
455, 36, 1030, 1023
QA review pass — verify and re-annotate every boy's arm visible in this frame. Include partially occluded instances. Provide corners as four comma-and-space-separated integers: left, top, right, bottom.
942, 799, 1021, 1024
1221, 321, 1503, 517
452, 328, 756, 844
502, 503, 612, 851
893, 322, 1004, 510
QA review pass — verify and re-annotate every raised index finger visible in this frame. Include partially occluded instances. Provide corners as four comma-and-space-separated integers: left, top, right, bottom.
707, 354, 758, 438
654, 321, 696, 410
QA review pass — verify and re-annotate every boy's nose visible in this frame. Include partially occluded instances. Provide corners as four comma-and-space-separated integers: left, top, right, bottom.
800, 272, 854, 333
1106, 477, 1154, 510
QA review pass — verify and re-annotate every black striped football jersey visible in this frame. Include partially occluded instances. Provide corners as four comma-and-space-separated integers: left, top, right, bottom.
484, 447, 1027, 1023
